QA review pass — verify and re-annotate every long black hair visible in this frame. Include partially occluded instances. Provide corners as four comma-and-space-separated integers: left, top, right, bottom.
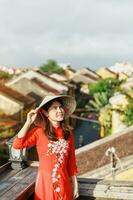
41, 98, 71, 141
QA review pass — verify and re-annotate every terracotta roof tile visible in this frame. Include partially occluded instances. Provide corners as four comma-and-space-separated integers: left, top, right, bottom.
37, 70, 68, 86
83, 73, 101, 81
85, 67, 102, 78
0, 116, 18, 126
32, 78, 60, 95
105, 68, 117, 75
0, 84, 35, 106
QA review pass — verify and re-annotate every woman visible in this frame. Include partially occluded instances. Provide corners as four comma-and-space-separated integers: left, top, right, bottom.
12, 94, 79, 200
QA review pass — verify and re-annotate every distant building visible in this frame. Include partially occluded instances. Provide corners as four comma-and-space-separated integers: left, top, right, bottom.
70, 67, 100, 84
63, 65, 76, 79
0, 84, 35, 122
96, 67, 117, 79
109, 62, 133, 76
77, 67, 101, 79
6, 70, 68, 94
6, 77, 60, 106
70, 67, 101, 94
121, 77, 133, 98
50, 73, 67, 82
97, 63, 133, 80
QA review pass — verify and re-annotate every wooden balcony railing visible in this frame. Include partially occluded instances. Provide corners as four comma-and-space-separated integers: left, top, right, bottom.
1, 125, 132, 199
0, 162, 133, 200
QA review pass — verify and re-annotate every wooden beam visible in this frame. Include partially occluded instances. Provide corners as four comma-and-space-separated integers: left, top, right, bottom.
0, 162, 11, 174
0, 166, 37, 200
1, 163, 132, 200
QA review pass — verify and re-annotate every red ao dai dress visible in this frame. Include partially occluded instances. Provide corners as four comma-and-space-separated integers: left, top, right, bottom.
12, 126, 78, 200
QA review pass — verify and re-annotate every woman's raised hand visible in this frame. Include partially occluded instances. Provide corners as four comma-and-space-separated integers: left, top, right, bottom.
26, 109, 38, 125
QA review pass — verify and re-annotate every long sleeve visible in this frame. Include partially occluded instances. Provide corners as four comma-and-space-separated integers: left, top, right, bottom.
67, 132, 78, 177
12, 127, 38, 149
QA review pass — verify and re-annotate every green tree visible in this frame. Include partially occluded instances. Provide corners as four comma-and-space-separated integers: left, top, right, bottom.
122, 99, 133, 126
89, 78, 124, 99
87, 78, 124, 114
0, 70, 12, 79
86, 92, 109, 113
40, 59, 64, 75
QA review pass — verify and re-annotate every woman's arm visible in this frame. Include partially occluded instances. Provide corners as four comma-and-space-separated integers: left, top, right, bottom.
71, 175, 79, 199
12, 109, 38, 149
17, 109, 38, 138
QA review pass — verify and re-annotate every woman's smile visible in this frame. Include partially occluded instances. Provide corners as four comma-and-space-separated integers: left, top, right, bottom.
56, 113, 64, 117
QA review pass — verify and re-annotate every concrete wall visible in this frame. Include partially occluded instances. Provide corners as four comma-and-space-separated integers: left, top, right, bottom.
76, 126, 133, 175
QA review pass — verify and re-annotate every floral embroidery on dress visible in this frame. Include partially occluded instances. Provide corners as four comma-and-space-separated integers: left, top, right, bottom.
47, 139, 69, 197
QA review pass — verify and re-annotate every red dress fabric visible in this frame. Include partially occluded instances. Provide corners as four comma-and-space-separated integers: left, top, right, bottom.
12, 126, 78, 200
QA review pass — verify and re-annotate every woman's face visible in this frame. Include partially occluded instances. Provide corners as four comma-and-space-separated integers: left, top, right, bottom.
47, 100, 65, 122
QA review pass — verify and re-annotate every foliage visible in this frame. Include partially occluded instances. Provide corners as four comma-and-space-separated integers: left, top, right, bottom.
40, 59, 64, 75
89, 78, 124, 98
84, 77, 133, 137
86, 92, 108, 113
86, 78, 124, 115
98, 104, 112, 137
122, 99, 133, 126
0, 127, 14, 139
0, 70, 12, 79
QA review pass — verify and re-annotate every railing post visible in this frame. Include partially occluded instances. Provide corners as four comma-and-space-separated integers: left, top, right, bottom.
6, 137, 28, 170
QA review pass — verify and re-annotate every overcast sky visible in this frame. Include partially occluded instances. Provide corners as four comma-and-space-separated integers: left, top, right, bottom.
0, 0, 133, 70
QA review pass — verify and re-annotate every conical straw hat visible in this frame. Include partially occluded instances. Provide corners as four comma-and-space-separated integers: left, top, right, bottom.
37, 94, 76, 119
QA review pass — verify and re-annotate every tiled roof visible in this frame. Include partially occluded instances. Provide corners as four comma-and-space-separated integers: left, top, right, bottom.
70, 74, 97, 84
65, 66, 76, 73
85, 67, 102, 78
105, 67, 117, 75
83, 73, 100, 81
32, 78, 60, 95
0, 116, 18, 127
50, 73, 67, 81
0, 84, 35, 106
37, 70, 68, 87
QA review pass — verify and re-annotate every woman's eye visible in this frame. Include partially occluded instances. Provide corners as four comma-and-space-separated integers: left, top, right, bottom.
54, 106, 62, 109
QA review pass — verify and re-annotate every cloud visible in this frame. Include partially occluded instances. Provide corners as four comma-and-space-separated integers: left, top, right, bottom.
0, 0, 133, 69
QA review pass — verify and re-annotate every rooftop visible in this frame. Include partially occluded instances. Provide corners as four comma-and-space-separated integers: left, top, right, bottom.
0, 84, 35, 106
32, 78, 60, 95
0, 116, 18, 127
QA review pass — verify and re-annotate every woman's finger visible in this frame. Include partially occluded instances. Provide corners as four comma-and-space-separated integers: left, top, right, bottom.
28, 109, 37, 115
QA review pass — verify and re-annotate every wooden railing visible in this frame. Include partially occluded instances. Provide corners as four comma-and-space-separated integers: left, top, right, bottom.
0, 162, 37, 200
2, 125, 133, 199
0, 162, 133, 200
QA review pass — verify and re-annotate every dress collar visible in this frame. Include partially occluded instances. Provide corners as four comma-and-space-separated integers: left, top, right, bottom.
53, 126, 64, 138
